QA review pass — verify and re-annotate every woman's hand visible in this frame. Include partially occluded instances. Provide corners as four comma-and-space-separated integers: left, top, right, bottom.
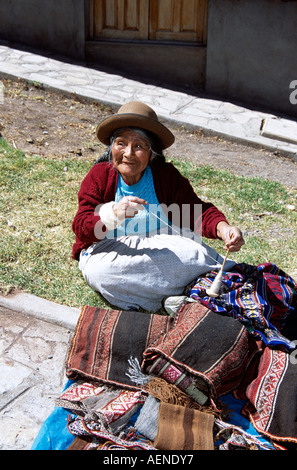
113, 196, 148, 222
216, 221, 245, 252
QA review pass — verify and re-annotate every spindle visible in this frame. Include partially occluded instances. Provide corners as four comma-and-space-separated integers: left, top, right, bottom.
206, 248, 230, 298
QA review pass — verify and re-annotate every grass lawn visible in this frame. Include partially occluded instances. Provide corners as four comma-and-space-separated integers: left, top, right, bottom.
1, 137, 296, 308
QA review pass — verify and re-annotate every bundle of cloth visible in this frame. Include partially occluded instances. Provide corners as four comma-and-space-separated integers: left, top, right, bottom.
32, 262, 297, 451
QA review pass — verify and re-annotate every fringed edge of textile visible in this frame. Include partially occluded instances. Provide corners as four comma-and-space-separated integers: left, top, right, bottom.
144, 377, 221, 418
142, 346, 219, 408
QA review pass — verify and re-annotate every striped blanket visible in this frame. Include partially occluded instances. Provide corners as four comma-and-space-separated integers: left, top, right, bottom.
66, 302, 297, 447
186, 263, 297, 351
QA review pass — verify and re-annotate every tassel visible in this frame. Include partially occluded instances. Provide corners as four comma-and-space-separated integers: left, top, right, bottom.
126, 356, 150, 386
145, 377, 220, 417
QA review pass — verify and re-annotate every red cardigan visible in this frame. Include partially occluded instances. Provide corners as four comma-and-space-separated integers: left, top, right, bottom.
71, 160, 228, 260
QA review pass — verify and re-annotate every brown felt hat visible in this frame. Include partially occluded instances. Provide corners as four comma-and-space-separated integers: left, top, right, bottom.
96, 101, 175, 149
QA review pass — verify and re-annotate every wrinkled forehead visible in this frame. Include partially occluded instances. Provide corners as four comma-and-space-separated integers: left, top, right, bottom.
112, 127, 152, 145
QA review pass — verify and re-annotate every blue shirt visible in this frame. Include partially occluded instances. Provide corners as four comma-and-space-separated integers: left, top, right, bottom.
107, 166, 171, 238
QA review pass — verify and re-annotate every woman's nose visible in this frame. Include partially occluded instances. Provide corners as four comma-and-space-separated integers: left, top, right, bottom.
123, 143, 134, 157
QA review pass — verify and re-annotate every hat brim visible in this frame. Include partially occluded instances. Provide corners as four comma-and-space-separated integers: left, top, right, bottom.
96, 113, 175, 149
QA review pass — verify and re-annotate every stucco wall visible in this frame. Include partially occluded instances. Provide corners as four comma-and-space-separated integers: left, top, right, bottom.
206, 0, 297, 117
85, 41, 206, 91
1, 0, 297, 117
0, 0, 86, 60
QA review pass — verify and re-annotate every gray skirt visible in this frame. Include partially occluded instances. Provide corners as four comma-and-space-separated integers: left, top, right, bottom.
79, 233, 236, 312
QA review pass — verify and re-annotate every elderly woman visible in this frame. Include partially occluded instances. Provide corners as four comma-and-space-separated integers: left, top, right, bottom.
72, 101, 245, 312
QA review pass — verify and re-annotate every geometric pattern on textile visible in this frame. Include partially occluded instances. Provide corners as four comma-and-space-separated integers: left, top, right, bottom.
59, 382, 105, 402
100, 390, 145, 424
58, 383, 145, 425
67, 418, 156, 450
143, 303, 254, 402
252, 350, 288, 432
59, 383, 145, 425
187, 262, 297, 351
159, 363, 183, 384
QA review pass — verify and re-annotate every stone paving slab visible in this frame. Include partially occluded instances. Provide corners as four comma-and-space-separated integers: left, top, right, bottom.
261, 117, 297, 145
0, 43, 297, 160
0, 305, 73, 450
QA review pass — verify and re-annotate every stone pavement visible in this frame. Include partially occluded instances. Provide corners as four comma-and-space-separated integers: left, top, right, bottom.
0, 42, 297, 160
0, 42, 297, 450
0, 294, 80, 450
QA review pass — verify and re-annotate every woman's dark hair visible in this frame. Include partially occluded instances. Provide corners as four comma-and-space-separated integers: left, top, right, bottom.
94, 127, 165, 165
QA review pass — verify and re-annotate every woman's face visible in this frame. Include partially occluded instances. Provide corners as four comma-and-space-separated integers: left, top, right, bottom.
111, 129, 151, 185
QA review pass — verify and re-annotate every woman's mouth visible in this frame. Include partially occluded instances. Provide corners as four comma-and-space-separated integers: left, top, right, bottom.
122, 160, 135, 166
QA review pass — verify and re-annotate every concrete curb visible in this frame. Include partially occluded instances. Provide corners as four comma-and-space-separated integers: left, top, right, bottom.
0, 292, 80, 331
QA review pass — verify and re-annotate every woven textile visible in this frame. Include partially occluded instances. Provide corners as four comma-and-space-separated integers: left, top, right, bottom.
214, 420, 274, 450
56, 380, 146, 435
65, 303, 297, 446
142, 302, 256, 402
66, 307, 173, 390
67, 419, 155, 450
237, 346, 297, 446
134, 395, 160, 441
187, 262, 297, 351
154, 403, 214, 450
66, 304, 253, 403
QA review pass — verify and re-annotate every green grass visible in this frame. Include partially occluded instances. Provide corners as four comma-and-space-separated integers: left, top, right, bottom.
0, 138, 101, 307
173, 160, 297, 275
0, 138, 296, 308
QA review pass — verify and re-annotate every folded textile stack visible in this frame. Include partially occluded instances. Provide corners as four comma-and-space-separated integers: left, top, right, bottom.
32, 263, 297, 450
53, 376, 273, 451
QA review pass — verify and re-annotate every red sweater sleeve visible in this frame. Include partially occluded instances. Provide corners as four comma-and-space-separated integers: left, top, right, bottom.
151, 161, 228, 239
71, 163, 118, 259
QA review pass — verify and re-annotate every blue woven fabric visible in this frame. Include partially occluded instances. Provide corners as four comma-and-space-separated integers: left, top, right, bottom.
187, 263, 297, 351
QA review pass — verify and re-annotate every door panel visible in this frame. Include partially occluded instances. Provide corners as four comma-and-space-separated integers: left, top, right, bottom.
149, 0, 207, 43
92, 0, 208, 44
94, 0, 149, 40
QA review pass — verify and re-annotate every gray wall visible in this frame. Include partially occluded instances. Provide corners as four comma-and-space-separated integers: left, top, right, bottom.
206, 0, 297, 117
0, 0, 87, 60
85, 41, 207, 91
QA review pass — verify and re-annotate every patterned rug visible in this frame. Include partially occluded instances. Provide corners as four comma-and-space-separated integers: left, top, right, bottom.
186, 262, 297, 351
66, 302, 297, 448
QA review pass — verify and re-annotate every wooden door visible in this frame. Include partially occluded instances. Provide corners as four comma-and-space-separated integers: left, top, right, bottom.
92, 0, 208, 45
149, 0, 207, 43
93, 0, 149, 40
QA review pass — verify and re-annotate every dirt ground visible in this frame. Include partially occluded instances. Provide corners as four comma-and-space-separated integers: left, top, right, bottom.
1, 78, 297, 189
